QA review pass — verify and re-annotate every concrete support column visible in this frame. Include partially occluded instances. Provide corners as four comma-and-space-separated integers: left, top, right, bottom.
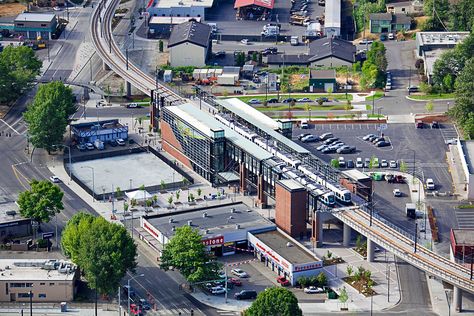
239, 163, 247, 195
343, 223, 351, 247
102, 61, 110, 71
256, 174, 267, 208
453, 286, 462, 312
367, 239, 375, 262
126, 81, 132, 98
312, 212, 323, 248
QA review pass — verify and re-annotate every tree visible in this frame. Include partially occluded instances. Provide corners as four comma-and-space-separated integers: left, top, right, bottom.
176, 190, 180, 200
197, 188, 202, 197
167, 195, 173, 206
345, 100, 352, 114
245, 287, 302, 316
346, 265, 353, 277
61, 214, 137, 295
369, 155, 377, 169
24, 84, 71, 153
17, 179, 64, 224
304, 103, 311, 121
450, 57, 474, 138
159, 40, 164, 52
399, 160, 408, 173
160, 226, 220, 282
425, 100, 434, 113
316, 272, 327, 286
339, 286, 349, 306
0, 45, 42, 104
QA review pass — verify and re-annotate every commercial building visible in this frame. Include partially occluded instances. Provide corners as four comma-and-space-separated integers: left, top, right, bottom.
14, 13, 58, 40
450, 229, 474, 262
308, 37, 356, 67
248, 229, 323, 286
139, 202, 276, 256
147, 16, 201, 38
234, 0, 274, 20
168, 20, 212, 67
386, 0, 423, 15
415, 32, 470, 57
324, 0, 341, 37
0, 208, 32, 243
309, 69, 337, 92
147, 0, 214, 19
456, 140, 474, 200
71, 119, 128, 144
369, 13, 411, 34
0, 259, 77, 302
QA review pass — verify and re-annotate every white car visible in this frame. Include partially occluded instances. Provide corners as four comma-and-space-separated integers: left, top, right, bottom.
49, 176, 60, 183
380, 159, 389, 168
388, 33, 395, 40
393, 189, 402, 197
247, 99, 261, 105
389, 160, 398, 168
304, 286, 325, 294
240, 39, 249, 45
116, 138, 126, 146
426, 178, 435, 190
356, 157, 363, 168
301, 135, 318, 143
445, 138, 458, 145
231, 269, 248, 278
211, 286, 226, 295
53, 6, 61, 11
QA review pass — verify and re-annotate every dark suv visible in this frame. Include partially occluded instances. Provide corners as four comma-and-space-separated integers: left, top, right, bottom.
234, 290, 257, 300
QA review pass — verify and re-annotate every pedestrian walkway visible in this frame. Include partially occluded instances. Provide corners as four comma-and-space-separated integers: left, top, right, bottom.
447, 144, 469, 200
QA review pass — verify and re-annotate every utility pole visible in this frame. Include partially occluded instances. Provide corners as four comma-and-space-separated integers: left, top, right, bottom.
414, 222, 418, 253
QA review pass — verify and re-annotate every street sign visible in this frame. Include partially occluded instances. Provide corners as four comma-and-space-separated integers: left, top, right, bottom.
42, 232, 54, 239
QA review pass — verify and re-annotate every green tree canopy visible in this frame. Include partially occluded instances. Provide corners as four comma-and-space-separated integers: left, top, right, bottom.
0, 45, 42, 104
17, 179, 64, 224
449, 57, 474, 138
24, 81, 75, 153
245, 287, 302, 316
61, 213, 137, 295
160, 225, 220, 282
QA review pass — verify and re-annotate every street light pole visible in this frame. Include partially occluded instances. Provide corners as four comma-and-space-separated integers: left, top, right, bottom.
414, 222, 418, 253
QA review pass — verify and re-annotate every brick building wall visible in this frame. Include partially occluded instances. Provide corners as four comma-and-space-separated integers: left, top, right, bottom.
275, 180, 307, 238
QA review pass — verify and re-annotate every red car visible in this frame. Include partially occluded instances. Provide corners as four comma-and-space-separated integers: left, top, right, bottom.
229, 278, 242, 286
277, 276, 290, 286
130, 304, 142, 315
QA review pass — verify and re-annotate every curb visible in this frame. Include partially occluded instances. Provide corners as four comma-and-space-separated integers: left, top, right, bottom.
405, 96, 454, 102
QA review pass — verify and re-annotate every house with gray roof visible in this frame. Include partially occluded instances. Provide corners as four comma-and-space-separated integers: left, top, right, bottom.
369, 12, 412, 33
168, 20, 212, 67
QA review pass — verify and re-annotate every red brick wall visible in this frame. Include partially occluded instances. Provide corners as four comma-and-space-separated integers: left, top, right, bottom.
275, 183, 307, 238
161, 120, 193, 169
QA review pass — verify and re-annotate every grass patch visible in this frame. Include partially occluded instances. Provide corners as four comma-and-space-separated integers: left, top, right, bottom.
257, 105, 347, 111
366, 104, 372, 111
409, 93, 455, 100
365, 91, 384, 101
223, 94, 353, 103
367, 114, 384, 118
458, 204, 474, 209
268, 114, 355, 119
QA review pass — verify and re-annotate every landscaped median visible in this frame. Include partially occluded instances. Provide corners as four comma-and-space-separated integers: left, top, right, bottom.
406, 93, 455, 101
365, 91, 384, 101
219, 93, 353, 103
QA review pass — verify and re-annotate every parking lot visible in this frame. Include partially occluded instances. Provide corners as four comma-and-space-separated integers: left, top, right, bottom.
293, 123, 453, 192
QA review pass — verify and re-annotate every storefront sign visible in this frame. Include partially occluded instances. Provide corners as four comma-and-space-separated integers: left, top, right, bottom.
143, 221, 161, 240
202, 236, 224, 246
293, 261, 323, 272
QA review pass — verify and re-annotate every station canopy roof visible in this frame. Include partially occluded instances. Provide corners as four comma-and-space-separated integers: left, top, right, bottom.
234, 0, 274, 9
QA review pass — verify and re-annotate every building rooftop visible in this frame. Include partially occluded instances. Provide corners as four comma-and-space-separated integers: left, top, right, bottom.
461, 140, 474, 175
169, 103, 273, 161
266, 54, 310, 65
393, 13, 412, 25
15, 13, 56, 23
325, 0, 341, 28
0, 259, 76, 281
0, 204, 26, 224
153, 0, 214, 9
253, 230, 320, 265
149, 16, 201, 25
342, 169, 370, 181
144, 202, 275, 240
308, 37, 355, 64
310, 69, 336, 80
71, 119, 127, 133
452, 229, 474, 246
277, 179, 305, 192
234, 0, 275, 9
216, 98, 310, 155
370, 12, 392, 21
168, 20, 211, 48
416, 31, 470, 47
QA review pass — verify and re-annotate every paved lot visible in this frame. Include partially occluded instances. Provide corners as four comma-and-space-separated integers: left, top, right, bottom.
293, 123, 453, 192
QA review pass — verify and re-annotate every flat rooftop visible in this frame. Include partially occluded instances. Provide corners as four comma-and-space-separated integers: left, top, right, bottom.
254, 230, 320, 265
149, 16, 201, 24
325, 0, 341, 28
278, 179, 305, 192
0, 259, 76, 281
144, 202, 275, 239
15, 13, 56, 23
71, 119, 126, 133
0, 205, 25, 224
153, 0, 214, 8
417, 31, 470, 47
69, 152, 177, 194
452, 229, 474, 246
342, 169, 370, 181
461, 140, 474, 175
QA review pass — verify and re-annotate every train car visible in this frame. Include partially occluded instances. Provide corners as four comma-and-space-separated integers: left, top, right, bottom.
313, 188, 336, 206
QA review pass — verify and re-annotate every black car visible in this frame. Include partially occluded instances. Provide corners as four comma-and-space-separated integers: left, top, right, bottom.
234, 290, 257, 300
431, 121, 439, 128
346, 160, 355, 168
76, 144, 86, 151
321, 147, 336, 154
267, 98, 279, 103
337, 146, 356, 154
368, 135, 378, 142
262, 47, 278, 56
214, 51, 226, 58
324, 137, 339, 145
376, 141, 391, 147
282, 98, 297, 103
316, 97, 329, 103
372, 137, 385, 144
297, 133, 311, 140
109, 139, 118, 147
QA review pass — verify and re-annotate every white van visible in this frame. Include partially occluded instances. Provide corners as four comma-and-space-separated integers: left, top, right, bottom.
300, 119, 309, 129
207, 23, 218, 33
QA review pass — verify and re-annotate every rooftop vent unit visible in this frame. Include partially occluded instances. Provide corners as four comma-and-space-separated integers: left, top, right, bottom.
205, 229, 210, 234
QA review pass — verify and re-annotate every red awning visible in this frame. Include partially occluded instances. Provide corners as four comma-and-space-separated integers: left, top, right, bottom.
234, 0, 275, 9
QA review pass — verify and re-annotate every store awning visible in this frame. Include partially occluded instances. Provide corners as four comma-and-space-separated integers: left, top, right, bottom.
234, 0, 275, 9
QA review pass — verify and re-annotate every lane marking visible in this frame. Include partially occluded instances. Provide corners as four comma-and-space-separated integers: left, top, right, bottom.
0, 119, 21, 135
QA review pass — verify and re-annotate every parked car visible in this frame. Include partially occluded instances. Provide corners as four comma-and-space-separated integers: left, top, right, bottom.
364, 158, 370, 168
49, 176, 60, 183
388, 32, 395, 40
53, 6, 61, 11
324, 137, 339, 145
359, 38, 373, 45
267, 98, 279, 103
85, 143, 95, 150
363, 133, 376, 141
337, 146, 356, 154
376, 140, 391, 147
431, 121, 439, 128
356, 157, 363, 168
248, 99, 262, 105
426, 178, 435, 190
301, 135, 318, 143
389, 160, 398, 168
139, 298, 151, 310
304, 286, 325, 294
316, 144, 328, 151
338, 157, 346, 168
315, 97, 329, 103
319, 132, 333, 140
445, 138, 458, 145
282, 98, 297, 103
297, 97, 312, 103
234, 290, 257, 300
214, 51, 226, 58
347, 160, 355, 168
127, 103, 141, 108
321, 147, 336, 154
228, 278, 242, 286
231, 269, 249, 278
329, 142, 345, 150
240, 38, 249, 45
380, 159, 389, 168
372, 137, 384, 144
211, 286, 226, 295
368, 135, 378, 142
393, 189, 402, 197
416, 121, 424, 129
387, 175, 405, 184
109, 139, 118, 147
297, 133, 311, 140
407, 85, 419, 92
116, 138, 126, 146
277, 276, 290, 286
77, 144, 86, 151
380, 34, 388, 41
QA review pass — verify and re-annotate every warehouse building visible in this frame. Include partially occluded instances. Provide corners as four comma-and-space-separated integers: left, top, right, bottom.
324, 0, 341, 37
14, 13, 58, 40
168, 20, 212, 67
147, 0, 214, 19
0, 259, 77, 302
147, 16, 201, 38
71, 119, 128, 144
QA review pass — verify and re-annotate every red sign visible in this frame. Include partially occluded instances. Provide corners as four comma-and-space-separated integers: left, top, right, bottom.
202, 236, 224, 246
143, 221, 160, 239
